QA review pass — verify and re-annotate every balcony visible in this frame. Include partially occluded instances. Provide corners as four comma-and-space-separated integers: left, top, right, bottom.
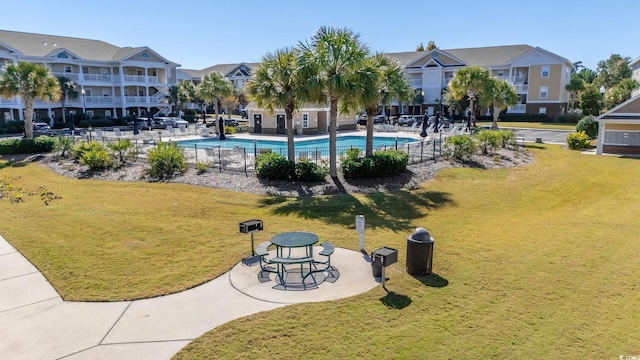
408, 78, 422, 88
83, 74, 115, 83
512, 84, 528, 93
51, 72, 80, 81
508, 104, 526, 113
0, 98, 18, 105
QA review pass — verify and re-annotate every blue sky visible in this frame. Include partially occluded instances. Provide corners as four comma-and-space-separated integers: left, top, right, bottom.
5, 0, 639, 71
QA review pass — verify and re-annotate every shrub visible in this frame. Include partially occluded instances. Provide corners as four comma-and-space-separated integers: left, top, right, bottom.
107, 139, 135, 164
255, 152, 295, 180
78, 119, 114, 128
195, 160, 210, 174
474, 130, 501, 155
499, 113, 549, 122
444, 135, 477, 162
576, 115, 599, 140
496, 129, 517, 149
341, 150, 408, 179
77, 141, 113, 171
566, 131, 591, 150
53, 136, 76, 158
147, 142, 186, 179
295, 160, 327, 182
224, 125, 236, 134
0, 136, 55, 155
557, 113, 582, 124
345, 148, 361, 160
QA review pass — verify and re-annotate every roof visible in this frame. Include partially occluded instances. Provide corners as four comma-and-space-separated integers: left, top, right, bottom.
597, 94, 640, 123
0, 29, 177, 64
387, 44, 572, 68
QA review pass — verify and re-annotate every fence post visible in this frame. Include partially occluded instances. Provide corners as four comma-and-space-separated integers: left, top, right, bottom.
218, 146, 222, 173
194, 144, 198, 163
420, 140, 424, 163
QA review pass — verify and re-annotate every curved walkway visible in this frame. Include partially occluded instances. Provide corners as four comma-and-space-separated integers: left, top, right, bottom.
0, 236, 378, 359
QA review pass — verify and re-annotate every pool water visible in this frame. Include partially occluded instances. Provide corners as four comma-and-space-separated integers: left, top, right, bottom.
177, 135, 418, 153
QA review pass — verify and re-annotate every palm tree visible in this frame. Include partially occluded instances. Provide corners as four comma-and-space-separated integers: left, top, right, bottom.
298, 26, 369, 177
56, 76, 78, 123
246, 48, 304, 161
356, 53, 412, 156
0, 62, 60, 138
166, 85, 180, 116
480, 78, 519, 129
448, 66, 491, 126
565, 76, 584, 112
196, 72, 233, 119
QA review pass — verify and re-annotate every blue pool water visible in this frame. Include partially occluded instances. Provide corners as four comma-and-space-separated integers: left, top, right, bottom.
177, 135, 418, 153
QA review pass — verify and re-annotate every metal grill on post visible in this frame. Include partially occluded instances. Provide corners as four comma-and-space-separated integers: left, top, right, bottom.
239, 219, 263, 256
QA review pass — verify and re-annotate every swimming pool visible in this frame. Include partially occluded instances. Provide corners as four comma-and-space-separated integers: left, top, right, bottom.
177, 135, 418, 154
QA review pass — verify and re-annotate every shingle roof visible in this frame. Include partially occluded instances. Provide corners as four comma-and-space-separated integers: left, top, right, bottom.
0, 29, 175, 64
387, 44, 537, 68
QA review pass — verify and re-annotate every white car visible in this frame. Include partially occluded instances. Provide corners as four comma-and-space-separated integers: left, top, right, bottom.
33, 122, 51, 132
173, 119, 189, 128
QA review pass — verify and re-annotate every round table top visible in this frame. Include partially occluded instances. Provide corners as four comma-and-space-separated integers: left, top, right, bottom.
271, 232, 319, 248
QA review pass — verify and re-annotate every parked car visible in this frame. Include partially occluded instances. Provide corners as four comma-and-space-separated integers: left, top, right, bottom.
33, 122, 51, 132
397, 115, 415, 126
174, 119, 189, 128
373, 115, 386, 124
224, 119, 239, 127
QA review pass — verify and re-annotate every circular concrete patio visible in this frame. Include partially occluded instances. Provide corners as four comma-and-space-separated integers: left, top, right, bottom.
229, 246, 379, 304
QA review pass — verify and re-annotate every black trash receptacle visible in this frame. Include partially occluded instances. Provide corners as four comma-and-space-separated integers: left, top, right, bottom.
406, 227, 434, 275
371, 261, 382, 277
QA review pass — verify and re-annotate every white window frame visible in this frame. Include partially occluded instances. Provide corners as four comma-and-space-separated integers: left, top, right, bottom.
538, 107, 547, 114
302, 113, 309, 128
541, 66, 550, 78
539, 86, 548, 99
64, 65, 72, 73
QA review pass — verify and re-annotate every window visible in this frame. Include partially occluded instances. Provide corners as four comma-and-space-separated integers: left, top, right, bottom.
141, 52, 149, 58
497, 71, 504, 77
57, 52, 68, 59
302, 113, 309, 128
538, 107, 547, 114
64, 65, 72, 73
539, 86, 548, 99
541, 66, 550, 78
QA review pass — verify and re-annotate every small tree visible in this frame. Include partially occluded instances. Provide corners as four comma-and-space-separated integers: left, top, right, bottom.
576, 115, 599, 140
0, 62, 61, 138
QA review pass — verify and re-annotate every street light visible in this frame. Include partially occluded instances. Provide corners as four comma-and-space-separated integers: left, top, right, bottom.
599, 86, 606, 114
81, 88, 86, 115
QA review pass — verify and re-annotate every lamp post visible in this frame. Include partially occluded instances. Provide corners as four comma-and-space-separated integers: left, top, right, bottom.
81, 88, 86, 115
599, 85, 605, 114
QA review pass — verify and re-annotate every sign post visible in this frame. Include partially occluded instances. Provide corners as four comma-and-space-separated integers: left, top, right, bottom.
356, 214, 365, 251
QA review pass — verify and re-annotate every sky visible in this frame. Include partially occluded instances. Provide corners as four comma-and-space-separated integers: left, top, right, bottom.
4, 0, 639, 71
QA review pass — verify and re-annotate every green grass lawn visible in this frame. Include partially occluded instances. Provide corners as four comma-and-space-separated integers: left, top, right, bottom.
475, 120, 576, 130
1, 145, 639, 358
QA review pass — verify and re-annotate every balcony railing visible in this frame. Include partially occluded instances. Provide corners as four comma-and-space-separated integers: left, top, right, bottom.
124, 75, 147, 82
51, 72, 80, 81
508, 104, 526, 113
0, 98, 18, 105
125, 96, 148, 104
83, 74, 114, 83
513, 84, 528, 93
408, 79, 422, 88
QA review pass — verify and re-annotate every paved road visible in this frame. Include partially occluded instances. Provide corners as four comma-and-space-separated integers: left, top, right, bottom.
502, 127, 571, 145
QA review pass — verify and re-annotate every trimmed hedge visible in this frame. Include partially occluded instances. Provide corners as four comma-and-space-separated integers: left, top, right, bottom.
255, 152, 327, 182
499, 113, 549, 122
0, 136, 56, 155
78, 119, 115, 128
341, 149, 409, 179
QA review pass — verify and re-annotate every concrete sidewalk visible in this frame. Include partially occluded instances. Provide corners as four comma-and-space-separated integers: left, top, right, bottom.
0, 235, 378, 359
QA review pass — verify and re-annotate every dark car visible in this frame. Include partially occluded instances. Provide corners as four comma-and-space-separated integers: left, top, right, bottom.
224, 119, 239, 127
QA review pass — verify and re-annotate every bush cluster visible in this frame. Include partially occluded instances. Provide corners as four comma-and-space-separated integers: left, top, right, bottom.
576, 115, 599, 140
443, 135, 477, 162
499, 113, 549, 122
78, 119, 115, 128
566, 131, 591, 150
557, 113, 582, 124
0, 136, 56, 155
255, 152, 295, 180
341, 149, 409, 179
0, 120, 25, 135
255, 152, 326, 182
147, 141, 186, 179
74, 141, 113, 170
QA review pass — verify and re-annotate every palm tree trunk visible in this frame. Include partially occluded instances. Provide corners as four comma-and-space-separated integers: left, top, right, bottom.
285, 109, 295, 161
492, 105, 499, 129
329, 97, 338, 177
23, 97, 35, 139
365, 107, 376, 157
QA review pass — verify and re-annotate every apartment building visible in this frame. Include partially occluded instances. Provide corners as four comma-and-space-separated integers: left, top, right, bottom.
0, 30, 179, 122
387, 45, 573, 119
